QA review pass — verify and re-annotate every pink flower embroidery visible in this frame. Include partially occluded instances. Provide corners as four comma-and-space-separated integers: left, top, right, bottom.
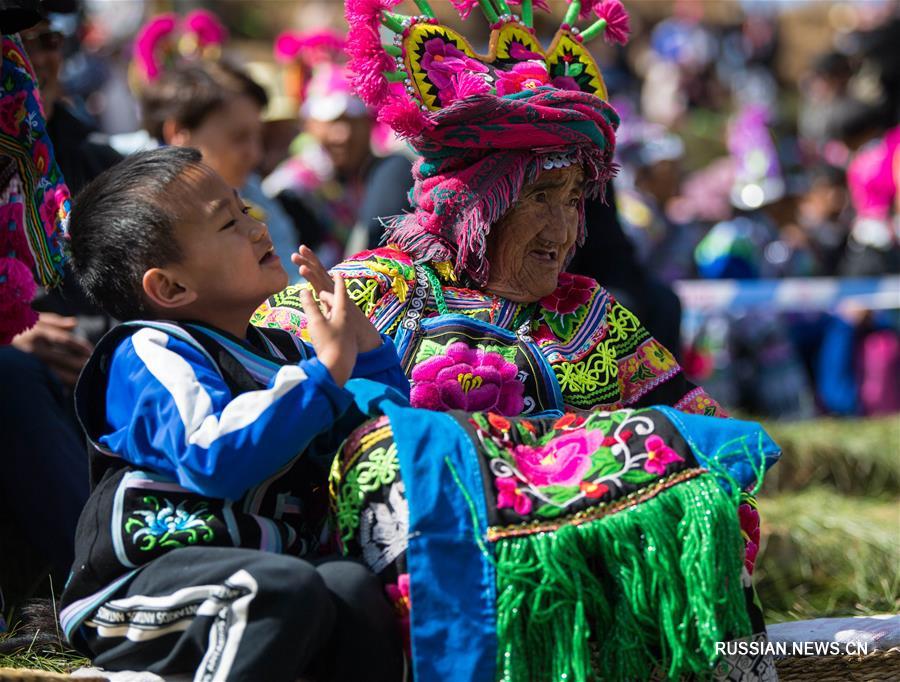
642, 435, 684, 475
449, 70, 491, 100
410, 342, 524, 415
420, 38, 489, 106
0, 91, 27, 137
0, 202, 32, 270
385, 573, 411, 616
495, 476, 533, 515
540, 272, 595, 315
385, 573, 411, 652
496, 62, 550, 96
32, 140, 50, 176
512, 429, 606, 487
38, 190, 61, 237
739, 502, 761, 574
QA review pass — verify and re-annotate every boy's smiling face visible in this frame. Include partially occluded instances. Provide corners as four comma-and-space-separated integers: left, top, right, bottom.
143, 162, 287, 335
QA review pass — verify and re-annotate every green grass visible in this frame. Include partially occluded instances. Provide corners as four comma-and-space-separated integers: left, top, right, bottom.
756, 486, 900, 623
760, 416, 900, 497
0, 623, 89, 674
753, 416, 900, 621
0, 648, 89, 674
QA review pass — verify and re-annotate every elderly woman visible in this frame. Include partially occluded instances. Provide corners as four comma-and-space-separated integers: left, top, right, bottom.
254, 2, 778, 680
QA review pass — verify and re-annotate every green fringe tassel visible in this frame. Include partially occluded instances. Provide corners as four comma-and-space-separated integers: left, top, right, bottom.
494, 473, 751, 682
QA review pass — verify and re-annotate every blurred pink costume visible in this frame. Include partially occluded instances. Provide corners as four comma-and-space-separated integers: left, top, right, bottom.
847, 125, 900, 225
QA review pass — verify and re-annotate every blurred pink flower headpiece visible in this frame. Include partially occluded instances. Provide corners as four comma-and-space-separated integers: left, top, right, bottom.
132, 10, 228, 87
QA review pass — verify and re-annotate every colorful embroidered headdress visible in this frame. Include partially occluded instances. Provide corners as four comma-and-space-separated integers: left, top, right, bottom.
346, 0, 628, 285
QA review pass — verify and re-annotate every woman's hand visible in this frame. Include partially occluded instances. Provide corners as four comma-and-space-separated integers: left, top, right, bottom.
295, 245, 383, 353
300, 275, 356, 386
12, 312, 94, 388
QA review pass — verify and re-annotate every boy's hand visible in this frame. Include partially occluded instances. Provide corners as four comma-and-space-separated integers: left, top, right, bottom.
295, 245, 383, 353
292, 245, 333, 294
300, 275, 356, 386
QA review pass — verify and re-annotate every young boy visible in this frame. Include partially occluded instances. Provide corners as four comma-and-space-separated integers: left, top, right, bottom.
58, 147, 407, 681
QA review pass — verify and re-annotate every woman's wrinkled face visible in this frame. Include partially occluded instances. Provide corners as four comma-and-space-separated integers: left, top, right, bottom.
485, 165, 584, 303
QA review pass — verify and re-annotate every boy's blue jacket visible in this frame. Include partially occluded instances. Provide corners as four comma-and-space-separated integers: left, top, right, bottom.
100, 324, 408, 500
59, 319, 409, 649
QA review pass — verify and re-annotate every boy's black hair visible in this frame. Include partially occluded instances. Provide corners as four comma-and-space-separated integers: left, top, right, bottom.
66, 146, 203, 321
140, 61, 268, 142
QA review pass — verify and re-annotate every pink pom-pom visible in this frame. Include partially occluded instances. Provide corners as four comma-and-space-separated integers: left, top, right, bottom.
449, 0, 481, 20
345, 0, 404, 30
347, 25, 393, 106
593, 0, 630, 45
353, 64, 391, 105
184, 9, 228, 47
0, 257, 38, 345
451, 71, 491, 100
577, 0, 601, 20
378, 97, 431, 139
133, 14, 177, 82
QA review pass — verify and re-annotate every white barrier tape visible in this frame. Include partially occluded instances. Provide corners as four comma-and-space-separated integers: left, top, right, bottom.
674, 277, 900, 313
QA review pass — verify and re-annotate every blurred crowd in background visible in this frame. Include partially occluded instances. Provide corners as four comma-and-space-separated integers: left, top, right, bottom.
7, 0, 900, 427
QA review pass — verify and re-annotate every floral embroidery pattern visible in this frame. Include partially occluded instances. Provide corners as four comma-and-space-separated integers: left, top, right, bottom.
495, 61, 549, 96
473, 409, 687, 520
411, 341, 524, 415
360, 481, 409, 574
0, 91, 26, 137
124, 497, 216, 551
495, 476, 533, 515
385, 573, 412, 651
420, 38, 490, 106
511, 430, 605, 487
674, 386, 725, 417
333, 439, 399, 545
643, 435, 684, 475
539, 272, 595, 338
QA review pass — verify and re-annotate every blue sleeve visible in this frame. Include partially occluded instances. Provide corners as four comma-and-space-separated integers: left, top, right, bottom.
99, 328, 354, 499
351, 335, 411, 399
299, 334, 410, 400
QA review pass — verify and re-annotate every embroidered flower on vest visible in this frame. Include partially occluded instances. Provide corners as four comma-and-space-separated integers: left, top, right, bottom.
410, 341, 525, 415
